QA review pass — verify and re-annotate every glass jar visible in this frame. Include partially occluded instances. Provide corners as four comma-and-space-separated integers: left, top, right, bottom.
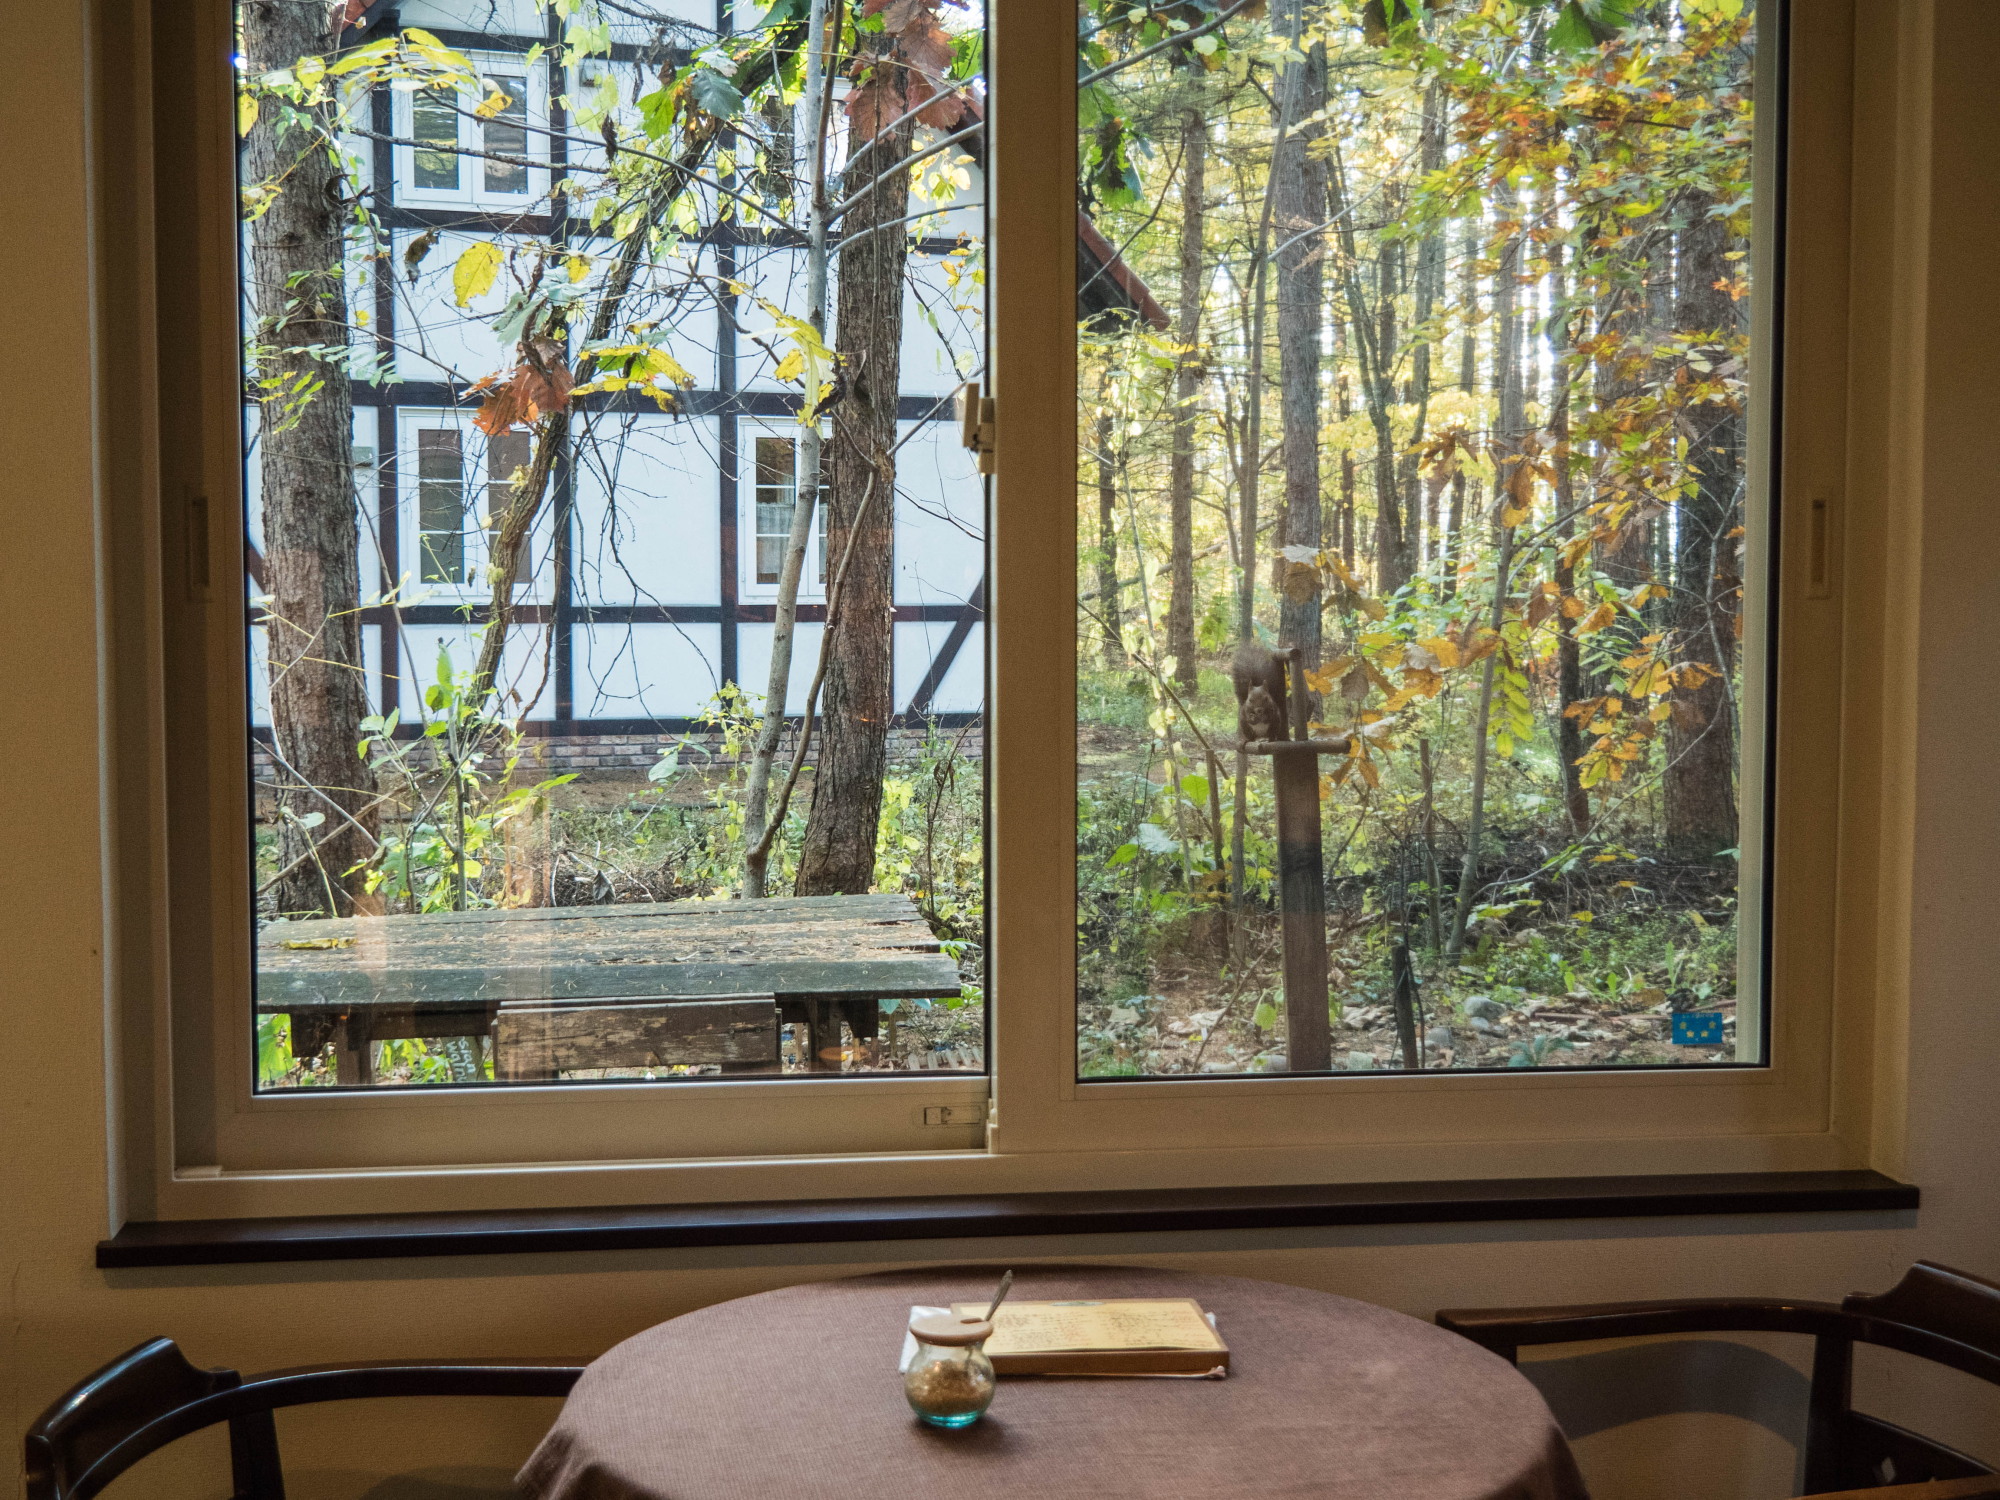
903, 1314, 997, 1428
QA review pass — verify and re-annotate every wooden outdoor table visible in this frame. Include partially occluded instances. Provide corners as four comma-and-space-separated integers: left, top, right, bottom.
517, 1265, 1593, 1500
257, 893, 962, 1084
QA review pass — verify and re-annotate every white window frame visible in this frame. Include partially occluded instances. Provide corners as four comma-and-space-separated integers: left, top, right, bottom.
738, 421, 829, 602
392, 48, 553, 211
393, 408, 557, 605
113, 0, 1906, 1223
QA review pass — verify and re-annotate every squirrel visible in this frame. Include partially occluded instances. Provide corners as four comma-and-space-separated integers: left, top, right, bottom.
1231, 639, 1290, 745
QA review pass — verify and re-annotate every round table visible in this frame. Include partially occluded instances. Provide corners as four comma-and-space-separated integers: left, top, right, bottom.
517, 1265, 1589, 1500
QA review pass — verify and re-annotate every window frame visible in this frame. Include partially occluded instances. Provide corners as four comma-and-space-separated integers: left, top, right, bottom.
113, 0, 1890, 1224
389, 48, 554, 211
738, 423, 830, 602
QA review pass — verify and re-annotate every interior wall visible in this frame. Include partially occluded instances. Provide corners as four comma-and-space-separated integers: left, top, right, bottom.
5, 3, 1999, 1498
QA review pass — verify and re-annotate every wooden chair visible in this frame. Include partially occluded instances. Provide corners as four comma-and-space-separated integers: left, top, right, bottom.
23, 1337, 583, 1500
1437, 1261, 2000, 1496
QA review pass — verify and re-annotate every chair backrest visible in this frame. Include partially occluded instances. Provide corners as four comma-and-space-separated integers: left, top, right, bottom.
1808, 1263, 2000, 1493
23, 1339, 242, 1500
1844, 1263, 2000, 1386
24, 1340, 586, 1500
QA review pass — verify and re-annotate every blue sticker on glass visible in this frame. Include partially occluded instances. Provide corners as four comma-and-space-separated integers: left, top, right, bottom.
1671, 1011, 1725, 1046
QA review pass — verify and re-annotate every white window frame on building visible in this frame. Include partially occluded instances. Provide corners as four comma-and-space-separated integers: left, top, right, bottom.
391, 46, 553, 211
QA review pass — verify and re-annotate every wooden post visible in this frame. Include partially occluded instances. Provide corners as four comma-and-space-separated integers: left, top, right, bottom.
1270, 650, 1332, 1073
333, 1011, 372, 1086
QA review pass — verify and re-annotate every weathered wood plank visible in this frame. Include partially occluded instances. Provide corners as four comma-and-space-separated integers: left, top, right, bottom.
259, 892, 923, 936
258, 957, 963, 1010
258, 909, 944, 974
496, 996, 778, 1077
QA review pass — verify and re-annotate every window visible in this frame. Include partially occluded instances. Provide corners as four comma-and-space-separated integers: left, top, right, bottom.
393, 55, 548, 208
128, 0, 1875, 1206
750, 433, 828, 589
415, 428, 466, 584
480, 76, 529, 195
1073, 1, 1765, 1081
232, 3, 987, 1121
411, 89, 460, 190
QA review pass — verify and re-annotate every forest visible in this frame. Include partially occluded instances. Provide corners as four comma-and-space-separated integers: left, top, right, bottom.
1072, 0, 1759, 1076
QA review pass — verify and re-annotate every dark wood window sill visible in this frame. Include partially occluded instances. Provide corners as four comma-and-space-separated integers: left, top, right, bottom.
97, 1170, 1916, 1268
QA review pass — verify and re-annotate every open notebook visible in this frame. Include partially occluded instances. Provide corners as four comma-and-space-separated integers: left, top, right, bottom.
902, 1298, 1230, 1377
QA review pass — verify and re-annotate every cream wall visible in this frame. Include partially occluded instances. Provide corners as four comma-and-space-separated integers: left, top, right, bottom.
5, 3, 1999, 1499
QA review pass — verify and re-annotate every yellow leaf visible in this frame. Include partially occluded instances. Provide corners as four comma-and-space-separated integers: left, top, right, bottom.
639, 348, 696, 388
474, 87, 514, 120
772, 348, 805, 383
1415, 635, 1461, 669
281, 936, 355, 950
452, 241, 503, 307
1576, 601, 1618, 635
566, 255, 591, 282
1500, 503, 1531, 528
237, 92, 259, 136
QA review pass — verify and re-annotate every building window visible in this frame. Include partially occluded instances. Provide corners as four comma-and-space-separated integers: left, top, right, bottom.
481, 75, 528, 194
752, 435, 826, 587
412, 89, 459, 191
416, 428, 465, 584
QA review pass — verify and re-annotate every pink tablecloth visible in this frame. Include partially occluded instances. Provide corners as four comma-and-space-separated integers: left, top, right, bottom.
519, 1265, 1590, 1500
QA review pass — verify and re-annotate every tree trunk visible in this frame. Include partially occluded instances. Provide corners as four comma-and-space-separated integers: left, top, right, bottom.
244, 0, 374, 919
1371, 210, 1408, 594
1167, 107, 1203, 688
1664, 199, 1741, 855
1096, 410, 1124, 666
795, 66, 913, 896
1492, 181, 1526, 494
1273, 17, 1326, 669
1340, 449, 1356, 569
1549, 237, 1588, 833
742, 0, 836, 896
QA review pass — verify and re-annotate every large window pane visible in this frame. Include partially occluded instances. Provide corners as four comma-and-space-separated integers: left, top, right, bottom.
1076, 1, 1761, 1077
238, 3, 987, 1089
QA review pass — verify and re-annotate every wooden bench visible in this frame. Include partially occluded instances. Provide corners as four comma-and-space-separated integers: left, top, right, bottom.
257, 893, 964, 1084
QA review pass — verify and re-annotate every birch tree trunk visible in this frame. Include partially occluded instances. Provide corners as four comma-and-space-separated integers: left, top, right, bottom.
742, 0, 832, 896
244, 0, 374, 919
796, 59, 913, 895
1272, 14, 1326, 669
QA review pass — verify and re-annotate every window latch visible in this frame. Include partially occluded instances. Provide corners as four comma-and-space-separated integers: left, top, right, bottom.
956, 381, 996, 475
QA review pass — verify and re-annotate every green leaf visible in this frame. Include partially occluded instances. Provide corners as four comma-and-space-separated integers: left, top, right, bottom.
689, 67, 745, 119
452, 241, 503, 307
637, 86, 678, 141
1548, 2, 1598, 50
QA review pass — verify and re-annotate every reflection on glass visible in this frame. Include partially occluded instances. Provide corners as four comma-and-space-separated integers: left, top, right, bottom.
482, 75, 529, 193
1075, 1, 1759, 1077
237, 0, 987, 1089
416, 427, 465, 584
754, 434, 798, 585
412, 89, 459, 189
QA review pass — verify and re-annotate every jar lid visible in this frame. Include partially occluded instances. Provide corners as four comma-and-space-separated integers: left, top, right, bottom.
909, 1314, 994, 1347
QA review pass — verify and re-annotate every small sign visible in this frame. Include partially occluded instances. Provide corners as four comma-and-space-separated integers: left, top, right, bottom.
1672, 1011, 1725, 1046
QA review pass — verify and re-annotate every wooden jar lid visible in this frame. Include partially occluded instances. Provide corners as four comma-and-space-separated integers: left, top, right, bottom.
909, 1314, 994, 1347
